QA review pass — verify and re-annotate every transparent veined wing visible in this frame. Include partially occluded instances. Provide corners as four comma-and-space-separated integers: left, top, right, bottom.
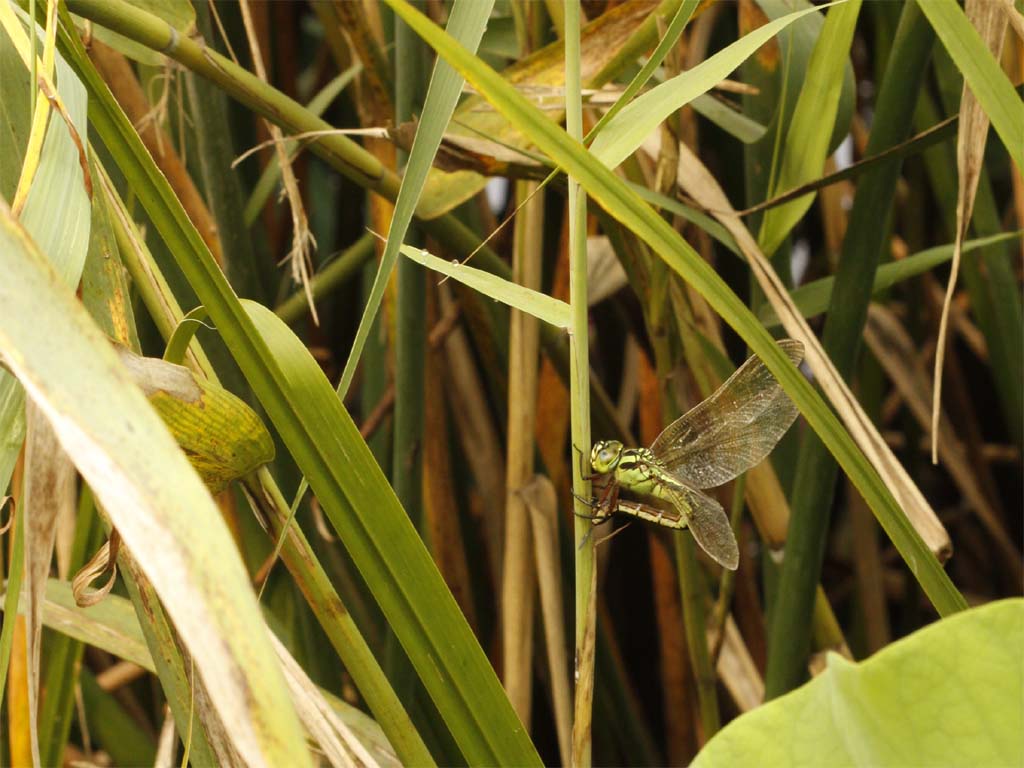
649, 340, 804, 489
616, 486, 739, 570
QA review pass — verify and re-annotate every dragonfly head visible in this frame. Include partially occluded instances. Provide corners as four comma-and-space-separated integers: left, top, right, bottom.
590, 440, 624, 474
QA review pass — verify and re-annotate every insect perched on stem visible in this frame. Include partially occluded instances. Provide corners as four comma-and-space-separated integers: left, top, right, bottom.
584, 340, 804, 570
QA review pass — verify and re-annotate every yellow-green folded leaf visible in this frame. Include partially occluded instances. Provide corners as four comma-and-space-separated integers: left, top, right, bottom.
116, 347, 274, 492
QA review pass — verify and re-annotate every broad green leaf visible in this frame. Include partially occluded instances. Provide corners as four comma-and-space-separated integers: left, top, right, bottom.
401, 244, 571, 328
758, 231, 1024, 327
758, 0, 861, 257
917, 0, 1024, 170
694, 599, 1024, 767
0, 209, 311, 767
243, 300, 541, 766
337, 0, 492, 396
0, 4, 90, 493
384, 0, 966, 618
589, 1, 842, 169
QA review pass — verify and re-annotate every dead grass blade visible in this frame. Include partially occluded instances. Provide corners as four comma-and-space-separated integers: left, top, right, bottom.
502, 182, 545, 723
23, 401, 75, 767
675, 142, 951, 561
271, 634, 377, 768
714, 616, 763, 712
932, 0, 1009, 462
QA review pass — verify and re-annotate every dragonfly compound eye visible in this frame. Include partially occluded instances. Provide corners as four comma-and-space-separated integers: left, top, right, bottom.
590, 440, 623, 472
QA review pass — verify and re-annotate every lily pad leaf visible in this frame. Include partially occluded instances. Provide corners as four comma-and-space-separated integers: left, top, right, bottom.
694, 599, 1024, 768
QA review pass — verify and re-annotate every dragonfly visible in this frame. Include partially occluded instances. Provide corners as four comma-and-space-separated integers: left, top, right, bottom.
584, 340, 804, 570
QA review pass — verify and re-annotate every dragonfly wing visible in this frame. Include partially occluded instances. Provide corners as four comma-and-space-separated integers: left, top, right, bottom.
666, 486, 738, 570
614, 481, 739, 569
650, 339, 804, 489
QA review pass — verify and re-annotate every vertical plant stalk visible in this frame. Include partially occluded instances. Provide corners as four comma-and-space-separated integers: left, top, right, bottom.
501, 179, 544, 722
711, 475, 747, 659
385, 3, 426, 696
523, 476, 573, 767
674, 535, 719, 739
564, 4, 595, 766
765, 1, 936, 699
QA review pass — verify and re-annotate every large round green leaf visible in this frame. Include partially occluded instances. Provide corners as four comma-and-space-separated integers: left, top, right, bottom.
694, 599, 1023, 767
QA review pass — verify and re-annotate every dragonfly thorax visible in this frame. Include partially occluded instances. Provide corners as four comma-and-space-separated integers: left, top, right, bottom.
590, 440, 623, 474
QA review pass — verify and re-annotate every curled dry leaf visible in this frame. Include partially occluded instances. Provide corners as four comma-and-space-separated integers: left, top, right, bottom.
72, 529, 120, 608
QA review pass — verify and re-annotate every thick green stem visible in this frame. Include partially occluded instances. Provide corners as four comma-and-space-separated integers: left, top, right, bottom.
565, 4, 595, 766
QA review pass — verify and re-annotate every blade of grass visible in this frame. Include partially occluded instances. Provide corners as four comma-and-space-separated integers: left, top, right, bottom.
916, 79, 1024, 450
102, 161, 432, 765
588, 1, 844, 170
0, 2, 90, 493
335, 0, 493, 398
22, 402, 75, 768
400, 244, 571, 328
242, 302, 541, 765
931, 0, 1011, 462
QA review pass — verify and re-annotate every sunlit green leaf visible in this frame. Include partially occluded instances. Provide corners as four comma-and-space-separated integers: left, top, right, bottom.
694, 600, 1024, 767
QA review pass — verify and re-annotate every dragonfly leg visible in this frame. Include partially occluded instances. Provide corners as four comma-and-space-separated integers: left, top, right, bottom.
593, 519, 634, 549
571, 491, 616, 526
